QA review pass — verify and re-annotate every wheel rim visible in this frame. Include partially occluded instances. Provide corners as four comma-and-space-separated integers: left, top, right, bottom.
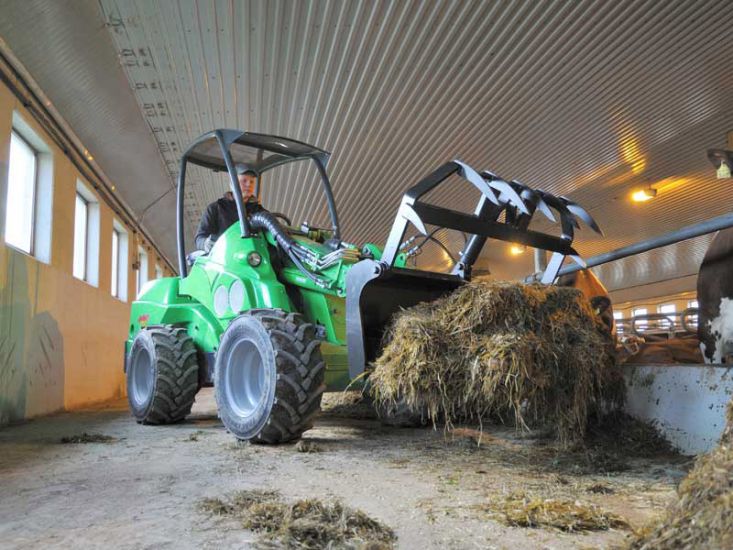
130, 346, 154, 407
225, 339, 265, 419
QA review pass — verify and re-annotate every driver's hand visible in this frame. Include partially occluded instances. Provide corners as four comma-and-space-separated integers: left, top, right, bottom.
204, 235, 216, 253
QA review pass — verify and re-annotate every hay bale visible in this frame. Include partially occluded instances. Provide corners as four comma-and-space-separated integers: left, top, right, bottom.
623, 400, 733, 549
370, 281, 621, 445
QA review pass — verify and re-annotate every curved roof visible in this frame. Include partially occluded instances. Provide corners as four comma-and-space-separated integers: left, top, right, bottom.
184, 130, 330, 175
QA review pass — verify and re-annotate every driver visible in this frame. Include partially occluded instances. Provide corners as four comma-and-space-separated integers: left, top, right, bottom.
194, 163, 262, 252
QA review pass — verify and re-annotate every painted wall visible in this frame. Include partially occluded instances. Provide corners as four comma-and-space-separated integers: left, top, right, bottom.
0, 79, 171, 424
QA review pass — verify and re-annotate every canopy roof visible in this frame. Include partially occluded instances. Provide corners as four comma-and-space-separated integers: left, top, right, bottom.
184, 130, 330, 174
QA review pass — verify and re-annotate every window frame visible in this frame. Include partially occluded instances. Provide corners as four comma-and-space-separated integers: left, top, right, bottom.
632, 307, 648, 331
111, 220, 129, 302
5, 129, 39, 255
111, 227, 120, 298
73, 191, 89, 281
72, 179, 100, 286
136, 245, 149, 297
658, 304, 676, 314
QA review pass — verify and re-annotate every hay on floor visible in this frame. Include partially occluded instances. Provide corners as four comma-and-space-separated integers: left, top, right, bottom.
59, 433, 116, 444
200, 489, 396, 549
370, 281, 622, 445
623, 400, 733, 549
486, 492, 630, 532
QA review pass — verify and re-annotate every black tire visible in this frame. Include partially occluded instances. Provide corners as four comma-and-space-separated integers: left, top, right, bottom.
215, 309, 325, 443
127, 326, 200, 424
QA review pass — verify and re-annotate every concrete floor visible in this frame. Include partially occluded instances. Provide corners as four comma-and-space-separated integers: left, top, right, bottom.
0, 390, 686, 549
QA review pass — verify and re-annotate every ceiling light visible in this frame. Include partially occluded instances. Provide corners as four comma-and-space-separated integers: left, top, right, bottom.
509, 244, 526, 256
631, 187, 657, 202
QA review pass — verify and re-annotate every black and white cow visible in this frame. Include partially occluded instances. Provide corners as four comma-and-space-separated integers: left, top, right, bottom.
698, 227, 733, 364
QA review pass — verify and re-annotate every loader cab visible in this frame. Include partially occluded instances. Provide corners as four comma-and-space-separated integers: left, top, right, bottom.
176, 129, 340, 277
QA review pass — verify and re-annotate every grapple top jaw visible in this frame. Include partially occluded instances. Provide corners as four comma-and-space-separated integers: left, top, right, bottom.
380, 160, 600, 282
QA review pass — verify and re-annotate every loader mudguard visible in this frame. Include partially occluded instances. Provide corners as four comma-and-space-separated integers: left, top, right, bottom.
345, 259, 463, 378
126, 277, 224, 378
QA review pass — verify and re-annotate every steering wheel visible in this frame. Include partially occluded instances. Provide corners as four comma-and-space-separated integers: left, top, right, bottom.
270, 212, 292, 227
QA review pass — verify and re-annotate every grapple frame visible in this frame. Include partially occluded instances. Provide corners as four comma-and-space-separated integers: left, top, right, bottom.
345, 160, 601, 377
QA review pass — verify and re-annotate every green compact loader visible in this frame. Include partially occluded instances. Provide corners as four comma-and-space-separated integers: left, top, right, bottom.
124, 129, 600, 443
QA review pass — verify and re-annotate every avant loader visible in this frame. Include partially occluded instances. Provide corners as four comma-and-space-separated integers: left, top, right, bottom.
124, 130, 600, 443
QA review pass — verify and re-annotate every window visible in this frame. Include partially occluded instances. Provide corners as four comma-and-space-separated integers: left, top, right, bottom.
613, 311, 624, 334
659, 304, 676, 314
136, 246, 149, 297
4, 131, 37, 253
155, 263, 163, 280
111, 221, 128, 301
72, 180, 100, 285
688, 300, 698, 309
73, 194, 88, 279
111, 229, 119, 295
4, 114, 53, 262
633, 307, 648, 331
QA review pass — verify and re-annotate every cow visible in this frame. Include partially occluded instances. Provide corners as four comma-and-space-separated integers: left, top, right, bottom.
557, 269, 615, 338
698, 227, 733, 364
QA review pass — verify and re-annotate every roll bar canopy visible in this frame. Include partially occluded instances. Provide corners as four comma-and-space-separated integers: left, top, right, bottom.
176, 129, 340, 276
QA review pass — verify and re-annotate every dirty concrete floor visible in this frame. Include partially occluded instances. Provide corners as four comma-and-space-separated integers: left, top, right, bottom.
0, 390, 687, 549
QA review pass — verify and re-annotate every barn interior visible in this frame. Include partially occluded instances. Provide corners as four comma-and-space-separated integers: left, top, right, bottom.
1, 1, 732, 549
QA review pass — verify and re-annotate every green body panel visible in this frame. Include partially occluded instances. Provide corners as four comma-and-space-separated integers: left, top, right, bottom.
362, 242, 408, 267
126, 277, 223, 356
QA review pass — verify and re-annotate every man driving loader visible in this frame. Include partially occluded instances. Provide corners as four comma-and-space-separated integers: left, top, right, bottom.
194, 163, 262, 252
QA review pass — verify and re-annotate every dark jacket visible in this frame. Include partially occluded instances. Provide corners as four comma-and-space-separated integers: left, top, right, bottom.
194, 194, 262, 250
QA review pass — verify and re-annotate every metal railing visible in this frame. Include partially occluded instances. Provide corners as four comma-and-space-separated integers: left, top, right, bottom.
526, 211, 733, 281
616, 308, 699, 341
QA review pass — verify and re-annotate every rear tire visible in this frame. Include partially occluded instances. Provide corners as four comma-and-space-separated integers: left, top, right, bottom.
215, 310, 325, 443
127, 326, 200, 424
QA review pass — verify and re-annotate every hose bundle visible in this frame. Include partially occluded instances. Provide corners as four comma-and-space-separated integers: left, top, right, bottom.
248, 211, 329, 288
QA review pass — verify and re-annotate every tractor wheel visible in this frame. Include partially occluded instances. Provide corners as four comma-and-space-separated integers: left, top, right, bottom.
127, 326, 200, 424
215, 310, 325, 443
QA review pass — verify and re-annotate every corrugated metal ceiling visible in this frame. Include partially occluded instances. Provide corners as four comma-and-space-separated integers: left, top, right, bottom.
0, 0, 178, 262
4, 0, 733, 293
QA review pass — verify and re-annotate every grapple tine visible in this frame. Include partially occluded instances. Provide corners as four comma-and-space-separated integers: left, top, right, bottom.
560, 197, 604, 235
570, 255, 587, 267
537, 190, 578, 239
479, 171, 529, 215
512, 180, 556, 222
534, 195, 556, 222
402, 203, 428, 235
453, 160, 500, 206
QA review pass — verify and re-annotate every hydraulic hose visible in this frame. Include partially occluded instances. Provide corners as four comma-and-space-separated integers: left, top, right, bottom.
249, 211, 329, 288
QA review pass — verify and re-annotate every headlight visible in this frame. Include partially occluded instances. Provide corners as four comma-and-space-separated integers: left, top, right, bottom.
229, 280, 245, 314
247, 252, 262, 267
213, 285, 229, 317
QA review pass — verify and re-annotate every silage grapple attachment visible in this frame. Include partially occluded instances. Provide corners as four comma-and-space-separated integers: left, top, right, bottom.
346, 159, 602, 377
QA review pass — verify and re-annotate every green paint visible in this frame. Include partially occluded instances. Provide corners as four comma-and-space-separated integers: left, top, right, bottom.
127, 222, 359, 390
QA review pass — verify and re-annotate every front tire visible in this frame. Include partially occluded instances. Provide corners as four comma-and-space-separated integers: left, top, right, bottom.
215, 310, 325, 443
127, 326, 200, 424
